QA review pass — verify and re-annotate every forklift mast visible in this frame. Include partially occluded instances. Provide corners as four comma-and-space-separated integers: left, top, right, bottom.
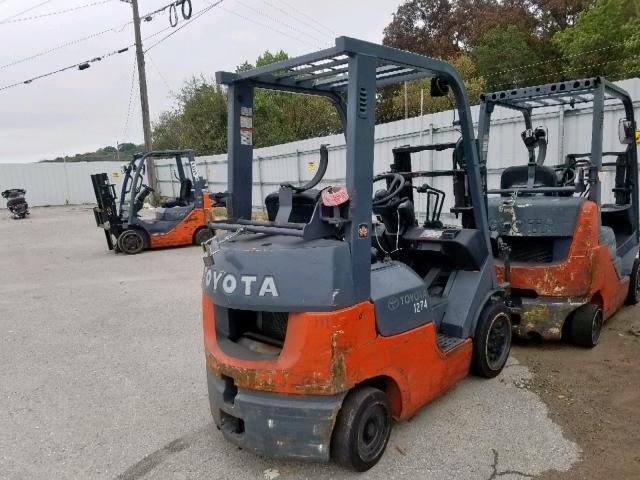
213, 36, 494, 304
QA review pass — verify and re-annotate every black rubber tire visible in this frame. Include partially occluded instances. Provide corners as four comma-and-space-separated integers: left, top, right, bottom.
625, 258, 640, 305
117, 229, 146, 255
570, 303, 603, 348
194, 227, 214, 245
331, 386, 392, 472
471, 302, 512, 378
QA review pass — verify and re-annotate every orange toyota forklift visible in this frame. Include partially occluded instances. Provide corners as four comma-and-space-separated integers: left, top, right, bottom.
91, 150, 214, 254
479, 78, 639, 347
201, 37, 512, 470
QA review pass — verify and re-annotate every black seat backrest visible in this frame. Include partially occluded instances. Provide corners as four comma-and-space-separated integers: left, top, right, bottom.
180, 179, 194, 203
265, 189, 319, 223
501, 165, 558, 195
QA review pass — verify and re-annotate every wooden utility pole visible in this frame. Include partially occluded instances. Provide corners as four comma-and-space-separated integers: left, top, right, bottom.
127, 0, 159, 205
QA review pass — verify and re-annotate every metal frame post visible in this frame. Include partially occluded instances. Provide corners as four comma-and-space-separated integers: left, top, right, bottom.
589, 81, 605, 207
345, 53, 377, 302
227, 82, 254, 219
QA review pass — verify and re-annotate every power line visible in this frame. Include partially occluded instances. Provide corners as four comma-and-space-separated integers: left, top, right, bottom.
0, 0, 113, 25
261, 0, 333, 43
219, 5, 320, 49
273, 0, 336, 37
147, 55, 173, 93
235, 0, 328, 48
144, 0, 226, 52
0, 1, 187, 71
0, 0, 53, 23
0, 44, 132, 92
122, 54, 138, 139
486, 40, 631, 79
0, 27, 123, 70
488, 53, 640, 90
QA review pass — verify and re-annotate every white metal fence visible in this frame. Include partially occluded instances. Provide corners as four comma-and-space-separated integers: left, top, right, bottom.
3, 78, 639, 214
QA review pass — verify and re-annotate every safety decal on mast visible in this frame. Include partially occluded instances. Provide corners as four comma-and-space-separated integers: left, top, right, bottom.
240, 106, 253, 146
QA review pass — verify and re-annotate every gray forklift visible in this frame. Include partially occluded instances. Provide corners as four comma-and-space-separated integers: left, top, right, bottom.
91, 150, 213, 254
201, 37, 512, 470
479, 77, 639, 345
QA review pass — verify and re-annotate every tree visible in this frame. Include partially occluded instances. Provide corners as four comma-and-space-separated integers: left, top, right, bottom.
553, 0, 640, 79
474, 25, 544, 89
383, 0, 537, 58
377, 54, 487, 122
152, 50, 341, 155
530, 0, 596, 34
152, 77, 227, 155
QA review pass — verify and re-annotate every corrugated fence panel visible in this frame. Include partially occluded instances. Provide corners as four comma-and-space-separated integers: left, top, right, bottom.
2, 78, 639, 213
0, 161, 125, 207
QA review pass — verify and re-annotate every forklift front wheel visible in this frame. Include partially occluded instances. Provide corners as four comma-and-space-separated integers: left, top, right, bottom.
331, 386, 392, 472
625, 258, 640, 305
117, 229, 147, 255
194, 227, 214, 245
472, 302, 512, 378
570, 303, 603, 348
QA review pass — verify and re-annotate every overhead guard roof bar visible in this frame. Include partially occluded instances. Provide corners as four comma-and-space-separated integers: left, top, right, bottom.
481, 77, 628, 111
216, 37, 444, 93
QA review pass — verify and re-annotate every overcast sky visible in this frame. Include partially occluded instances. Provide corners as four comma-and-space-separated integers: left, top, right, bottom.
0, 0, 397, 163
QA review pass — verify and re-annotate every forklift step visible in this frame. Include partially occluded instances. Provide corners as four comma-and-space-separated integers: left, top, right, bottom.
436, 333, 465, 352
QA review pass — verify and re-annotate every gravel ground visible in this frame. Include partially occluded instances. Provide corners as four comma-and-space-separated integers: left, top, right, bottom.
0, 206, 590, 479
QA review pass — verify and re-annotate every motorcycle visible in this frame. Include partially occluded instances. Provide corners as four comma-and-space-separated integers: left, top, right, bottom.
2, 188, 30, 219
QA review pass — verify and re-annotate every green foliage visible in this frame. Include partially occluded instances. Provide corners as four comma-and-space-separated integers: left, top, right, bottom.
474, 25, 544, 89
553, 0, 640, 78
152, 50, 340, 155
377, 54, 487, 122
41, 143, 144, 162
152, 77, 227, 155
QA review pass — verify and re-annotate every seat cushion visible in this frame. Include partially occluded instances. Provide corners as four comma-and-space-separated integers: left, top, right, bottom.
155, 205, 193, 221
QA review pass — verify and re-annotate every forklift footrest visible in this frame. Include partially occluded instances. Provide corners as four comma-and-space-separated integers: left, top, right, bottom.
436, 333, 465, 352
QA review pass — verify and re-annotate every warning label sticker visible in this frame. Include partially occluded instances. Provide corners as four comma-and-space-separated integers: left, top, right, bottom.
240, 107, 253, 145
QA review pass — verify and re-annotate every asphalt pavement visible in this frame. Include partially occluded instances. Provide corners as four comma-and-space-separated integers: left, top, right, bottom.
0, 207, 580, 479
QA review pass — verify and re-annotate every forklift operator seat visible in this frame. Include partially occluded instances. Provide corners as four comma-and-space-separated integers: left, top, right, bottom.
161, 179, 195, 208
180, 178, 194, 204
265, 189, 320, 223
500, 165, 558, 195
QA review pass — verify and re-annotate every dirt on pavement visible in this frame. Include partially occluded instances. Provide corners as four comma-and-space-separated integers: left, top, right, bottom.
514, 305, 640, 479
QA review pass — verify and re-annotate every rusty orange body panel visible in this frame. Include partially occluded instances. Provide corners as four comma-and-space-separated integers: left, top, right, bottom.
148, 194, 212, 249
496, 201, 629, 336
203, 294, 472, 420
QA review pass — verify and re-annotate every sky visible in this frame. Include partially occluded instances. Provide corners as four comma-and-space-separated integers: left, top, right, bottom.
0, 0, 397, 163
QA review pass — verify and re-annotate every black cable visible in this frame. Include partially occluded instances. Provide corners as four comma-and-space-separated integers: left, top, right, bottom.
0, 0, 113, 25
144, 0, 226, 52
0, 27, 124, 70
0, 0, 53, 23
0, 0, 184, 71
218, 5, 320, 49
0, 44, 133, 92
122, 55, 138, 138
236, 0, 327, 47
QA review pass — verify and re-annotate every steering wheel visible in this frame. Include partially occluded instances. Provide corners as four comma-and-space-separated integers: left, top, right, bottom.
372, 173, 406, 206
558, 165, 576, 186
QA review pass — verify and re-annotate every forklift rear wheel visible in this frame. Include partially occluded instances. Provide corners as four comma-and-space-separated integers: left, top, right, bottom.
194, 227, 214, 245
117, 229, 146, 255
570, 303, 602, 348
625, 258, 640, 305
471, 302, 512, 378
331, 386, 392, 472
